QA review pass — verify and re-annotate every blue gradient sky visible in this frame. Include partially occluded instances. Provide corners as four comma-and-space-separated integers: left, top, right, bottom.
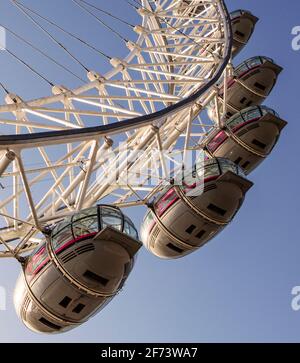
0, 0, 299, 342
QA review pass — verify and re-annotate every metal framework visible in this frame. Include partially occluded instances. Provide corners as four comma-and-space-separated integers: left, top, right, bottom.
0, 0, 232, 257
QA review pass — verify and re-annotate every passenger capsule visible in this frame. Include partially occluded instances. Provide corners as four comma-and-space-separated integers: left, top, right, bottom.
206, 106, 287, 174
208, 56, 283, 121
230, 10, 259, 57
14, 205, 141, 334
141, 158, 253, 259
176, 5, 258, 58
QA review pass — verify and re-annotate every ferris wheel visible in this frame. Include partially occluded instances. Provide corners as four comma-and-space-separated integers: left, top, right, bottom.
0, 0, 287, 334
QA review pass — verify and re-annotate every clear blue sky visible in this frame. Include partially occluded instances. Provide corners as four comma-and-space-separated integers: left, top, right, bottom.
0, 0, 299, 342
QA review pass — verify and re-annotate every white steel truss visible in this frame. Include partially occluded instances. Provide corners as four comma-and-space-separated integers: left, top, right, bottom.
0, 0, 232, 257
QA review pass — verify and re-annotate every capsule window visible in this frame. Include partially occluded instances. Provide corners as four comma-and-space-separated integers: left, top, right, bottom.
39, 317, 61, 331
83, 270, 109, 286
235, 30, 245, 38
207, 204, 227, 216
240, 97, 247, 104
204, 183, 217, 193
252, 139, 267, 149
185, 225, 196, 234
72, 303, 85, 314
237, 129, 248, 137
242, 161, 250, 169
59, 296, 72, 308
226, 111, 233, 117
234, 157, 242, 165
254, 82, 266, 91
246, 101, 253, 107
166, 243, 184, 254
196, 230, 206, 239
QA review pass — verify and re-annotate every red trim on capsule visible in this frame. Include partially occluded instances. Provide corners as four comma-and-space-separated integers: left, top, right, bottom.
219, 65, 261, 96
147, 175, 220, 233
28, 232, 97, 276
207, 117, 261, 152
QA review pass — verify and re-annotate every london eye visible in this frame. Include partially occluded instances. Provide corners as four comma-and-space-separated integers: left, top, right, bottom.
0, 0, 287, 334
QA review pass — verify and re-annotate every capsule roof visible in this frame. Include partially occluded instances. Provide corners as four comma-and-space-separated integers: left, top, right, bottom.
145, 157, 251, 226
50, 204, 139, 240
201, 157, 246, 178
227, 105, 279, 126
179, 157, 247, 182
225, 105, 287, 134
234, 56, 282, 77
154, 157, 247, 202
230, 9, 257, 20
